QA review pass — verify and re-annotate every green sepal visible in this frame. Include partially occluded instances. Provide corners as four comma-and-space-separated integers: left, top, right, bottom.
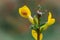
30, 24, 39, 30
30, 25, 35, 29
33, 15, 38, 24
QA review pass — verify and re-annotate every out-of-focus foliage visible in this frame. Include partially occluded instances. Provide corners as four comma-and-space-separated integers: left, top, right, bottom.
0, 0, 60, 40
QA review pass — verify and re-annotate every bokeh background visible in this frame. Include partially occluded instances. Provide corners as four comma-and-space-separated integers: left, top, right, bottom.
0, 0, 60, 40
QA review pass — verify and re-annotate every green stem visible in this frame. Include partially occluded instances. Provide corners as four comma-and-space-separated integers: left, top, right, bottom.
37, 14, 41, 40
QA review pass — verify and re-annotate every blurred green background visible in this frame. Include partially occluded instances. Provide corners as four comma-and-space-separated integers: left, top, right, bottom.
0, 0, 60, 40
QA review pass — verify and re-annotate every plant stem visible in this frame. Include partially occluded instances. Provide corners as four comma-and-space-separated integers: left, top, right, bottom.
37, 14, 41, 40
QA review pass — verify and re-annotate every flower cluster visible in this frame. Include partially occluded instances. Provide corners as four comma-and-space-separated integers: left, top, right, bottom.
19, 5, 55, 40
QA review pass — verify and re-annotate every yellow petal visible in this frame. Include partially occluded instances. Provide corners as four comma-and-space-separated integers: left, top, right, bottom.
47, 12, 55, 26
32, 30, 43, 40
48, 12, 52, 20
40, 12, 55, 31
19, 5, 31, 18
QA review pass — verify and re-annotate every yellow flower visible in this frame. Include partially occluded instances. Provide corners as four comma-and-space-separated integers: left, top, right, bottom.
32, 30, 43, 40
19, 5, 34, 24
19, 5, 31, 18
40, 12, 55, 31
47, 12, 55, 25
